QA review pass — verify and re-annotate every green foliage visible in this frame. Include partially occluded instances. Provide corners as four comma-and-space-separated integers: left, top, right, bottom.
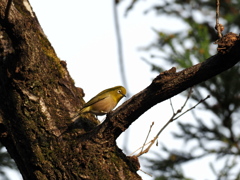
124, 0, 240, 179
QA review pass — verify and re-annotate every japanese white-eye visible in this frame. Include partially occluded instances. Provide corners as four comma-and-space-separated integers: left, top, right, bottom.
80, 86, 126, 116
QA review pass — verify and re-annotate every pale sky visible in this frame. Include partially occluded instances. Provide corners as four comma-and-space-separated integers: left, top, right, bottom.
5, 0, 219, 180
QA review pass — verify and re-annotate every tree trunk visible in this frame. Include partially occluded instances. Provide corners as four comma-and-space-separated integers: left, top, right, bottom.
0, 0, 240, 180
0, 0, 140, 179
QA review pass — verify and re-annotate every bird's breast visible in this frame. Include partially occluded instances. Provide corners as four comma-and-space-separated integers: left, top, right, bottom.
90, 96, 116, 115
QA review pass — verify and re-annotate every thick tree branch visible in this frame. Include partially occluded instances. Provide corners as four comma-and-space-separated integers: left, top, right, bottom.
94, 33, 240, 141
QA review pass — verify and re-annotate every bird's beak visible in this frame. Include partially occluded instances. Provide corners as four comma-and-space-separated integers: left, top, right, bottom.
121, 93, 126, 97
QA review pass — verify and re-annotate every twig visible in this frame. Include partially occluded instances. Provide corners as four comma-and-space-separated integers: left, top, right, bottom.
130, 141, 151, 156
180, 87, 193, 111
215, 0, 223, 38
134, 89, 210, 157
140, 122, 154, 154
173, 95, 210, 120
170, 98, 175, 114
139, 169, 152, 177
135, 90, 194, 157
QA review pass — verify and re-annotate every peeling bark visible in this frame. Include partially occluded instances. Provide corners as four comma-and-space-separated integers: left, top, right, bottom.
0, 0, 240, 180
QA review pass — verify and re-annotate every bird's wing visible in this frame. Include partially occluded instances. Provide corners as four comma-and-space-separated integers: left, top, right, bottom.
83, 93, 109, 108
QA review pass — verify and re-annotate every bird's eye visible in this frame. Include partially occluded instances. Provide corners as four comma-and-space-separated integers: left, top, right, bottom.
117, 90, 121, 94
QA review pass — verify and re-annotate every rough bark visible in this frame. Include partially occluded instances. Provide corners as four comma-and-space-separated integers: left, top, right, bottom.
0, 0, 239, 180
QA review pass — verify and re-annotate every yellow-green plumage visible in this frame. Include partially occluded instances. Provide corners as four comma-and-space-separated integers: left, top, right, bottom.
80, 86, 126, 116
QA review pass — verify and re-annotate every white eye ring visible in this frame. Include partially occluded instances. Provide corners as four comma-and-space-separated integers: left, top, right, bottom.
117, 90, 121, 94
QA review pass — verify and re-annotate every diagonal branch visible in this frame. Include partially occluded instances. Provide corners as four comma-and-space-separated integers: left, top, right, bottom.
92, 33, 240, 141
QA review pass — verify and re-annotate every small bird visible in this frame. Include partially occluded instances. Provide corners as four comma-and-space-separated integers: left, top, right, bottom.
80, 86, 126, 116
